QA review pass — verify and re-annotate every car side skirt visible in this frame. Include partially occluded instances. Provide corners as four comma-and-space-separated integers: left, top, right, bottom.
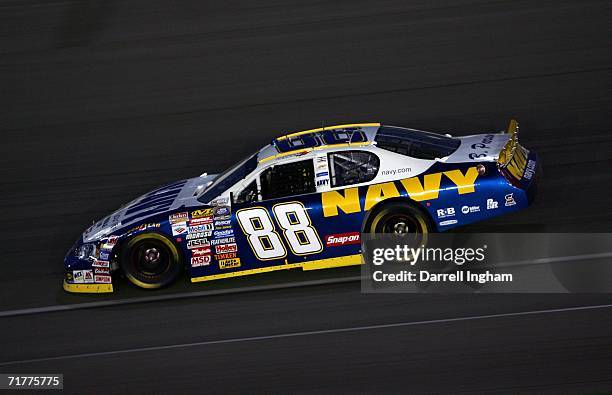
191, 254, 363, 282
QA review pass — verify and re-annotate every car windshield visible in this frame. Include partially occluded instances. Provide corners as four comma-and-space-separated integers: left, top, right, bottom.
374, 126, 460, 160
197, 154, 259, 203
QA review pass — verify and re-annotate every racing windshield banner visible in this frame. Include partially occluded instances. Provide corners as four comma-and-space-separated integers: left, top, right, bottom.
361, 233, 612, 293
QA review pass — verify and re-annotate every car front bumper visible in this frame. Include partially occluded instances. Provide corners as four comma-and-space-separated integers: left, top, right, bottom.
63, 239, 116, 294
63, 280, 114, 293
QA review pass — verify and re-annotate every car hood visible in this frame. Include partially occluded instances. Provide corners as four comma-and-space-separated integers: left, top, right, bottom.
444, 132, 510, 163
82, 174, 218, 242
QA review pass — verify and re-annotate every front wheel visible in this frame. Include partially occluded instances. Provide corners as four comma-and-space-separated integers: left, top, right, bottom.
120, 233, 182, 289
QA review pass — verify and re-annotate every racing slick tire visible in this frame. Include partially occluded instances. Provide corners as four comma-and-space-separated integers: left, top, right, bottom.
120, 232, 182, 289
362, 201, 433, 291
364, 201, 433, 236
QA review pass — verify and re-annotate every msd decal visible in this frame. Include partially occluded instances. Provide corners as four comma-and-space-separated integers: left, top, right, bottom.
325, 232, 361, 247
191, 255, 211, 267
321, 167, 479, 217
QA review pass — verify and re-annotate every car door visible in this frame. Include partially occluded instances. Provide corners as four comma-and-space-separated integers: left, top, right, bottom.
231, 157, 325, 271
231, 150, 380, 271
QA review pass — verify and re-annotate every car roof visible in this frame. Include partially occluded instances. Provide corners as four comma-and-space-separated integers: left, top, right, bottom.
256, 123, 381, 165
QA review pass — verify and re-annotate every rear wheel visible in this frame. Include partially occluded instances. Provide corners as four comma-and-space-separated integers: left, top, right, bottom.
365, 201, 432, 242
120, 233, 182, 289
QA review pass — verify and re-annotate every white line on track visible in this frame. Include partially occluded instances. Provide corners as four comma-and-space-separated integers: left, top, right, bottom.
1, 303, 612, 367
1, 251, 610, 318
0, 276, 362, 318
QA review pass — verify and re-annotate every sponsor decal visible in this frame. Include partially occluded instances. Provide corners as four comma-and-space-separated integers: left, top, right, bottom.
99, 250, 111, 260
219, 258, 241, 269
72, 270, 94, 284
321, 167, 479, 217
210, 237, 236, 246
186, 232, 211, 240
94, 268, 110, 274
169, 212, 189, 224
461, 205, 480, 214
503, 145, 529, 180
214, 229, 234, 238
73, 270, 84, 283
101, 235, 119, 249
315, 165, 330, 188
380, 167, 412, 176
486, 199, 499, 210
468, 134, 495, 160
213, 214, 231, 221
189, 216, 213, 226
316, 156, 327, 163
505, 193, 516, 207
325, 232, 361, 247
84, 270, 94, 283
211, 197, 229, 206
192, 208, 214, 219
188, 224, 214, 233
172, 223, 188, 236
192, 247, 211, 256
191, 255, 211, 267
524, 159, 536, 180
214, 219, 231, 227
436, 207, 455, 218
94, 275, 112, 284
92, 259, 110, 268
128, 223, 161, 234
439, 219, 458, 226
215, 243, 238, 254
215, 252, 238, 260
187, 238, 210, 249
214, 206, 231, 217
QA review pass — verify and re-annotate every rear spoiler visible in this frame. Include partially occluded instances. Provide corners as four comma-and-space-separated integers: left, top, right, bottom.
496, 119, 529, 182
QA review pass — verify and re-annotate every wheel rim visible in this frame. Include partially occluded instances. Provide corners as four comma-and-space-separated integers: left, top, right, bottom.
130, 239, 172, 278
371, 210, 429, 246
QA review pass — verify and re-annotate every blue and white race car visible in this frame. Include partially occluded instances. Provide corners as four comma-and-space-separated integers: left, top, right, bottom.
64, 121, 539, 293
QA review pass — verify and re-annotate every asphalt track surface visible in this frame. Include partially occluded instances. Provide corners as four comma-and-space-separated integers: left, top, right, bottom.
1, 0, 612, 393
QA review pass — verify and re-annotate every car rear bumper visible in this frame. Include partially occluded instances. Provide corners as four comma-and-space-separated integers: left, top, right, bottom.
526, 155, 541, 205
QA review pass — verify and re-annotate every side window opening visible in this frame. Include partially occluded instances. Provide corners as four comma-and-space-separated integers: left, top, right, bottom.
234, 179, 259, 204
329, 151, 380, 188
260, 159, 316, 200
374, 126, 460, 160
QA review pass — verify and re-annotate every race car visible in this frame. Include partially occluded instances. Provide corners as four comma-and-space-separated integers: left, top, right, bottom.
63, 120, 539, 293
